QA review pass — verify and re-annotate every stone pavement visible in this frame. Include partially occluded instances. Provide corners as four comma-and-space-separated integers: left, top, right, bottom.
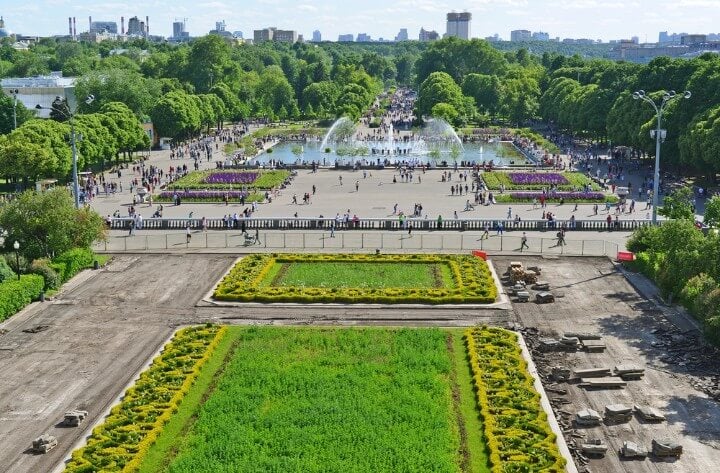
88, 148, 664, 225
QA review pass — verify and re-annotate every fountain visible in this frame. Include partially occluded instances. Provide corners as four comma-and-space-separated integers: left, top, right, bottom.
320, 117, 355, 150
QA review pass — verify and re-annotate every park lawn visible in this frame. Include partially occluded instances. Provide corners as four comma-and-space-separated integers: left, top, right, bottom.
482, 171, 600, 191
266, 261, 454, 289
160, 327, 488, 473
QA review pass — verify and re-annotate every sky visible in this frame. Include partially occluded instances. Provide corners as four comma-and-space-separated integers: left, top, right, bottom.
2, 0, 720, 42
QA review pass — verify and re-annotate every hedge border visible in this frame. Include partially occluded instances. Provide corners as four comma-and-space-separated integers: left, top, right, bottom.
64, 325, 227, 473
465, 327, 565, 473
213, 253, 497, 304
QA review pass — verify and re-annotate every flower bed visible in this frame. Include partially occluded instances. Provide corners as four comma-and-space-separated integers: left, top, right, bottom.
214, 253, 497, 304
466, 326, 565, 473
482, 171, 599, 191
509, 172, 569, 185
203, 171, 258, 185
64, 325, 226, 473
167, 170, 290, 191
156, 190, 265, 203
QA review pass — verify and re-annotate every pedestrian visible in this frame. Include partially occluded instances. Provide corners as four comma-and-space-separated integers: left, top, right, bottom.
330, 223, 335, 238
255, 227, 260, 245
507, 207, 512, 219
339, 175, 343, 186
482, 224, 489, 240
312, 184, 316, 195
520, 232, 529, 251
186, 224, 192, 243
496, 222, 504, 235
408, 222, 413, 236
355, 180, 359, 192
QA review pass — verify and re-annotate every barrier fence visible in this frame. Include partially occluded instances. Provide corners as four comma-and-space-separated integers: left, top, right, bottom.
109, 216, 659, 233
95, 231, 620, 257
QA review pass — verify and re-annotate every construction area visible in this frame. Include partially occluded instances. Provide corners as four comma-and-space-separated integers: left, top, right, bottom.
0, 253, 718, 472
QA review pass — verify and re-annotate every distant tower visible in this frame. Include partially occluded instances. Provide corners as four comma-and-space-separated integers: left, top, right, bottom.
121, 16, 125, 35
89, 16, 92, 33
445, 12, 471, 40
312, 30, 321, 42
68, 17, 72, 36
73, 17, 76, 38
146, 16, 149, 35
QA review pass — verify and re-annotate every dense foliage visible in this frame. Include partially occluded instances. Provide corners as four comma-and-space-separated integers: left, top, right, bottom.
0, 274, 44, 322
165, 327, 463, 473
626, 219, 720, 344
465, 327, 565, 472
214, 253, 497, 304
0, 189, 106, 261
65, 325, 226, 472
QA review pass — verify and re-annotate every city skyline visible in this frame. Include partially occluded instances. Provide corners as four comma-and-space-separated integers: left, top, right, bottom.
2, 0, 719, 42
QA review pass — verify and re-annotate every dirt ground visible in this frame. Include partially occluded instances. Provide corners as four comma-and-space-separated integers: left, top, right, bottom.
0, 254, 717, 473
493, 255, 720, 473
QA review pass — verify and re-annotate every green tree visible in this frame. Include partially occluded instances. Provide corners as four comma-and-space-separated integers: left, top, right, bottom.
255, 66, 296, 118
703, 195, 720, 227
430, 103, 459, 123
461, 73, 501, 115
0, 188, 106, 261
75, 69, 162, 117
416, 72, 474, 122
659, 186, 695, 220
150, 91, 201, 139
0, 94, 33, 134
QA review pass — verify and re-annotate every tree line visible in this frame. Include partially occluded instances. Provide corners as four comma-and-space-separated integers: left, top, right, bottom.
2, 35, 720, 181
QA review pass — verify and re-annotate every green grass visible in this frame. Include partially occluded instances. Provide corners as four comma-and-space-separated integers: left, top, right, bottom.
138, 328, 239, 473
450, 330, 490, 472
163, 327, 467, 473
167, 170, 290, 191
269, 261, 451, 289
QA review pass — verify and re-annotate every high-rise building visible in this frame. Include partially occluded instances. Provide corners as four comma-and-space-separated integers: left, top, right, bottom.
312, 30, 321, 42
356, 33, 371, 42
532, 31, 549, 41
419, 28, 439, 41
90, 21, 117, 34
338, 33, 354, 42
171, 19, 190, 42
215, 20, 226, 33
395, 28, 408, 41
445, 12, 471, 40
510, 29, 531, 42
127, 16, 146, 36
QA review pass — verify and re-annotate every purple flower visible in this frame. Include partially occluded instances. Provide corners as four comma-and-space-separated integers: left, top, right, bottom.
509, 191, 606, 200
203, 172, 258, 185
160, 190, 248, 200
509, 173, 569, 185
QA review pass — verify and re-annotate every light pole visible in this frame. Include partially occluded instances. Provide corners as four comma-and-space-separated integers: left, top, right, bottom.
13, 241, 20, 280
36, 95, 94, 209
9, 88, 19, 130
632, 89, 691, 225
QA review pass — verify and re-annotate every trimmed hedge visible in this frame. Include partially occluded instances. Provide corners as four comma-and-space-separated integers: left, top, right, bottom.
213, 253, 498, 304
465, 326, 565, 473
64, 325, 226, 473
54, 248, 95, 282
0, 274, 44, 322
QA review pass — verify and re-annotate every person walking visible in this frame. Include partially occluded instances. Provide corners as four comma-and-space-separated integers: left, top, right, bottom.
254, 227, 260, 245
186, 224, 192, 244
338, 175, 343, 186
520, 232, 529, 251
355, 180, 359, 192
330, 223, 335, 238
481, 224, 489, 240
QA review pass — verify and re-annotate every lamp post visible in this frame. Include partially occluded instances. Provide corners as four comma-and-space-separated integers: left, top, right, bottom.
12, 241, 20, 280
632, 89, 691, 225
10, 88, 19, 130
36, 95, 94, 209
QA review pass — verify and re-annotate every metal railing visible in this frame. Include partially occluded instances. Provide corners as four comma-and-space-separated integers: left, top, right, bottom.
109, 217, 659, 233
95, 231, 620, 257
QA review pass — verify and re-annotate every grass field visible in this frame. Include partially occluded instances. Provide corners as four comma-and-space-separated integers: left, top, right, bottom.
265, 261, 453, 289
148, 327, 491, 473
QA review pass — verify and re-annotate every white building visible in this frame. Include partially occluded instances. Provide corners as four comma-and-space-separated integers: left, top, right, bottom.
1, 72, 76, 118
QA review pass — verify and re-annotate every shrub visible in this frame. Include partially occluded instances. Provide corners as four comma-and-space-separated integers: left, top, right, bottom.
680, 274, 717, 319
54, 248, 95, 282
0, 256, 16, 282
30, 259, 62, 291
704, 316, 720, 346
0, 274, 44, 322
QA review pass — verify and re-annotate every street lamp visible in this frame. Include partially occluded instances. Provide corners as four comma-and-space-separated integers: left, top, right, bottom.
36, 94, 95, 209
632, 89, 691, 225
12, 241, 20, 280
9, 88, 19, 130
